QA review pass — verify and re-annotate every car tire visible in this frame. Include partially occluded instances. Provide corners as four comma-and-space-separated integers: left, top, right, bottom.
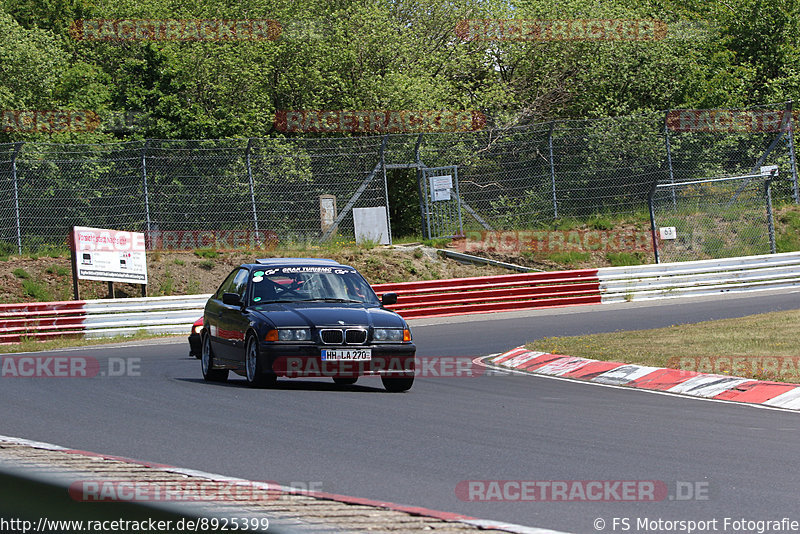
245, 335, 277, 388
201, 332, 228, 382
333, 377, 358, 386
381, 375, 414, 392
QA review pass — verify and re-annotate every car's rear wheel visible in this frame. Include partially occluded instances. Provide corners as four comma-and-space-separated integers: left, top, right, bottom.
333, 377, 358, 386
381, 375, 414, 392
246, 335, 276, 388
201, 332, 228, 382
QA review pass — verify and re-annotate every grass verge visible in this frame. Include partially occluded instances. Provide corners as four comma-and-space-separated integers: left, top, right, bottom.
526, 310, 800, 383
1, 331, 185, 354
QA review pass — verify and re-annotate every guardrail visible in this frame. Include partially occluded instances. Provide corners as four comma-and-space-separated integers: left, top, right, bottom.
0, 295, 211, 344
598, 251, 800, 303
374, 270, 601, 319
2, 251, 799, 343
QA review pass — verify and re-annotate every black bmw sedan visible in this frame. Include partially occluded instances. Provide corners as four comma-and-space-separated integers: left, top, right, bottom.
201, 258, 416, 392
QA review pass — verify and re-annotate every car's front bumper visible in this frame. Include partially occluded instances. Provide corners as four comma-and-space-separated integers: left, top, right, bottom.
263, 343, 416, 377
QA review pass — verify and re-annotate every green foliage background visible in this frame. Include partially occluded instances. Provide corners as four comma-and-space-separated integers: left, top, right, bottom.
1, 0, 798, 142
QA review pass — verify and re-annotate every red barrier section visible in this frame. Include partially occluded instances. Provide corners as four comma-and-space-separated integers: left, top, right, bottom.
0, 300, 87, 343
373, 270, 601, 318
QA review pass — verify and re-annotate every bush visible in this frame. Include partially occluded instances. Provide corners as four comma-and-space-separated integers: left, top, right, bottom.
45, 265, 69, 276
547, 251, 590, 266
195, 248, 220, 259
606, 252, 645, 267
22, 280, 51, 301
0, 241, 15, 256
589, 216, 614, 230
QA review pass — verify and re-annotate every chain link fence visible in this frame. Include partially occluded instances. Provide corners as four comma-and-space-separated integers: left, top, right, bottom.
1, 103, 797, 261
650, 174, 776, 263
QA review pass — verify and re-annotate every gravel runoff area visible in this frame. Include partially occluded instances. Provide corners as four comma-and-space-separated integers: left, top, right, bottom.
0, 436, 541, 534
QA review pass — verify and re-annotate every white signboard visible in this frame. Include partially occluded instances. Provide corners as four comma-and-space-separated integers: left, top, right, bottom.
72, 226, 148, 283
430, 175, 453, 202
319, 195, 337, 232
353, 207, 390, 245
659, 227, 677, 240
760, 165, 778, 177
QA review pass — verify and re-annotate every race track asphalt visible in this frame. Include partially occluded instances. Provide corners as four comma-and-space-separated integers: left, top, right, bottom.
1, 290, 799, 533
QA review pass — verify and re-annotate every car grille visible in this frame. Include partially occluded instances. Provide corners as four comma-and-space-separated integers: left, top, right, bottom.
345, 329, 367, 344
319, 328, 367, 345
320, 329, 344, 344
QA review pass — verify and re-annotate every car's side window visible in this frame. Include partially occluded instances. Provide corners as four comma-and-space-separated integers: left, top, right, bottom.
231, 269, 249, 298
215, 269, 240, 298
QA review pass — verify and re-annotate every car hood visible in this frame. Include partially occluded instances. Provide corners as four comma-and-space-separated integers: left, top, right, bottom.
249, 303, 406, 329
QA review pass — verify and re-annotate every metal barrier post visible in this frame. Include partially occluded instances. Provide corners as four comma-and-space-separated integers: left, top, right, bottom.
786, 101, 799, 203
766, 175, 776, 254
648, 180, 660, 264
414, 133, 428, 239
246, 138, 260, 241
141, 140, 152, 246
11, 142, 23, 254
548, 122, 558, 218
381, 135, 392, 244
664, 110, 677, 209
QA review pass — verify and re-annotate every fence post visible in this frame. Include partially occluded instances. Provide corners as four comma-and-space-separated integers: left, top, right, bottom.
785, 101, 799, 204
380, 135, 392, 244
414, 133, 428, 239
245, 138, 260, 241
11, 142, 23, 254
141, 140, 152, 246
765, 175, 777, 254
648, 180, 661, 264
664, 110, 677, 209
548, 122, 558, 219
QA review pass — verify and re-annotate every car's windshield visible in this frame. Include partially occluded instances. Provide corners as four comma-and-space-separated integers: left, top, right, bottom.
250, 266, 379, 305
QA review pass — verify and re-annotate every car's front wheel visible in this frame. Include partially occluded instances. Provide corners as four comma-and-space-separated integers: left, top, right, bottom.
245, 335, 277, 388
201, 332, 228, 382
381, 375, 414, 392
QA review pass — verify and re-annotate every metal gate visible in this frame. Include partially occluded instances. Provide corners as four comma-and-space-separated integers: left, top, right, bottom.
419, 166, 463, 239
648, 172, 777, 263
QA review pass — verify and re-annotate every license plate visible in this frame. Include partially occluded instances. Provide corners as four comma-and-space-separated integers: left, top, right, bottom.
321, 349, 372, 361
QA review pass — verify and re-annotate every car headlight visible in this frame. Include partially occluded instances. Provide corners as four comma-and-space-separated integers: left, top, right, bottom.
192, 325, 203, 335
278, 328, 311, 341
373, 328, 405, 342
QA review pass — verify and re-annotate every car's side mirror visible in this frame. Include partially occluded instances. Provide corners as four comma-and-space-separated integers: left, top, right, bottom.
222, 292, 243, 307
381, 292, 398, 306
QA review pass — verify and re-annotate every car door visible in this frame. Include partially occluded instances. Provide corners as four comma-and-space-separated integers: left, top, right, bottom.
206, 268, 239, 359
216, 268, 251, 363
